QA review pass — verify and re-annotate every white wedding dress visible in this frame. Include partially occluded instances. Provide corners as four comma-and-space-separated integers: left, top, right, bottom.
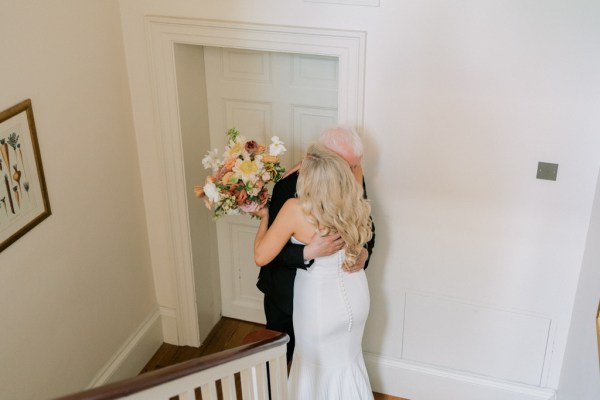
288, 237, 373, 400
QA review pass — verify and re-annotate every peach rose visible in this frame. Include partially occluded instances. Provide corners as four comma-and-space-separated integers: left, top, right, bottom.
259, 188, 269, 206
221, 172, 235, 185
233, 186, 248, 205
262, 155, 279, 163
224, 157, 236, 171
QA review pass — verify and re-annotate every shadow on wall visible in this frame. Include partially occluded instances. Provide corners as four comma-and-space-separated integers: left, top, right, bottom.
362, 128, 390, 356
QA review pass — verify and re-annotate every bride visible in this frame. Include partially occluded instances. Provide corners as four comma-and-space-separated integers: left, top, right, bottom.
253, 142, 374, 400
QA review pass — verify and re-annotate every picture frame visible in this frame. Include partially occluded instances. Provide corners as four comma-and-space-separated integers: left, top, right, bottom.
0, 99, 51, 252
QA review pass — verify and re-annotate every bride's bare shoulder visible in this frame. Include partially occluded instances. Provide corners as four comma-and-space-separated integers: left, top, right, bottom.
279, 198, 314, 242
283, 197, 300, 207
280, 198, 305, 220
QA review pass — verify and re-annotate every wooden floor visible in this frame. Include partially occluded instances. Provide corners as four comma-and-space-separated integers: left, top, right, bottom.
140, 317, 266, 373
141, 317, 406, 400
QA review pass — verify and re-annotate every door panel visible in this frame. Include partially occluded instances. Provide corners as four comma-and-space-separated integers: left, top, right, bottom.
204, 46, 338, 322
291, 106, 338, 164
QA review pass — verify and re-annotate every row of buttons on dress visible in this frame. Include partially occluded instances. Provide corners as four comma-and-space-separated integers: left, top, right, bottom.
337, 251, 353, 332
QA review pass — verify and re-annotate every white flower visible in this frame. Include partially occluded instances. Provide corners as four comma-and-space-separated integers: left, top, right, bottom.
227, 208, 241, 216
202, 149, 221, 171
269, 136, 286, 156
203, 181, 221, 203
234, 156, 263, 184
236, 135, 247, 144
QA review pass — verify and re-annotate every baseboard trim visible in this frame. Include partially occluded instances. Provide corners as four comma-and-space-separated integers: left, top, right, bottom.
365, 352, 556, 400
87, 308, 163, 388
160, 306, 179, 345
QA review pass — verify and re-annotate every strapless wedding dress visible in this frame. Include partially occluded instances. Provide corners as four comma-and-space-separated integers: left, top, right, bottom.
288, 237, 373, 400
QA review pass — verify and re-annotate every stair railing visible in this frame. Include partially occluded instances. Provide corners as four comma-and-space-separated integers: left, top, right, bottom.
55, 331, 289, 400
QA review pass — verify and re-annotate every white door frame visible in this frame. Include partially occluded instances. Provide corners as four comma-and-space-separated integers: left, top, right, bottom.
145, 16, 366, 346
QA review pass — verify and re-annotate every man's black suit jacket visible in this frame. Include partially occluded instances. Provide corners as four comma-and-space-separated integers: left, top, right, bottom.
256, 171, 375, 316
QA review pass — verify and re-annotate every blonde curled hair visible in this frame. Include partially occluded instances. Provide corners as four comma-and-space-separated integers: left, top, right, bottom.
297, 143, 372, 268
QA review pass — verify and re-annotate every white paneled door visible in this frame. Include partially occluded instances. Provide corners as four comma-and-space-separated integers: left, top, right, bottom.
204, 47, 339, 323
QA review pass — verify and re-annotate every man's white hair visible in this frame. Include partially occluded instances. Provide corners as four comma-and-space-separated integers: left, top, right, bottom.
318, 126, 363, 158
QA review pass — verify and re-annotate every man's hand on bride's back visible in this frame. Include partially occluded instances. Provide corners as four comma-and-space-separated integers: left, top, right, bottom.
303, 233, 344, 261
343, 248, 368, 273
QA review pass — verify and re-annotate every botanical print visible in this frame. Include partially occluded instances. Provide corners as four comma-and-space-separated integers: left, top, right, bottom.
0, 131, 37, 225
0, 99, 50, 251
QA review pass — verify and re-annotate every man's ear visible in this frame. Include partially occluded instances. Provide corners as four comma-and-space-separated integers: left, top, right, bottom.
352, 164, 363, 184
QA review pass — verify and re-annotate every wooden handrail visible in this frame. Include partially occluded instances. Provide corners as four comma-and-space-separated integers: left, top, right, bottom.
54, 331, 289, 400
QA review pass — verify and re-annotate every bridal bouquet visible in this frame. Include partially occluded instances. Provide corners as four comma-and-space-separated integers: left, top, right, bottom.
194, 128, 286, 219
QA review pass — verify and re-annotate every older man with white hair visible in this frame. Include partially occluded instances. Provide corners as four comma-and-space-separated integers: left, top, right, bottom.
256, 126, 376, 363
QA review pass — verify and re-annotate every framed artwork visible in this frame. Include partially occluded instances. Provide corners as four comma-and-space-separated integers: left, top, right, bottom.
0, 99, 51, 252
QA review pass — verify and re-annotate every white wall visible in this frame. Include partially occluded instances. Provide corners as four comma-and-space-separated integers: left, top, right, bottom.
558, 171, 600, 399
174, 44, 222, 344
119, 0, 600, 398
0, 1, 159, 399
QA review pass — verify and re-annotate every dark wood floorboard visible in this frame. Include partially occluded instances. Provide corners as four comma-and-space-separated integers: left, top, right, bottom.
140, 317, 406, 399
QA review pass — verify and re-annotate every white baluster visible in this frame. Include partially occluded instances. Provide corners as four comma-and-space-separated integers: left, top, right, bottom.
220, 375, 237, 400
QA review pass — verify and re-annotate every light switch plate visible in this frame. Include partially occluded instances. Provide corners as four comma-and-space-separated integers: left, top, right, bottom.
537, 162, 558, 181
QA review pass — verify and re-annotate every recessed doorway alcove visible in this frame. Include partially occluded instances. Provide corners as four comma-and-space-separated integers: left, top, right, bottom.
145, 16, 366, 346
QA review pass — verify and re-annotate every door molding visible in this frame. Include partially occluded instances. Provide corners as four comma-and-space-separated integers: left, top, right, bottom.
145, 16, 366, 346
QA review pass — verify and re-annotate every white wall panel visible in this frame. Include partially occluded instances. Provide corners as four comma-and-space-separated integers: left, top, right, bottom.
220, 223, 266, 323
292, 54, 338, 90
231, 225, 265, 312
403, 292, 551, 385
222, 49, 271, 82
291, 106, 337, 163
225, 100, 272, 143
